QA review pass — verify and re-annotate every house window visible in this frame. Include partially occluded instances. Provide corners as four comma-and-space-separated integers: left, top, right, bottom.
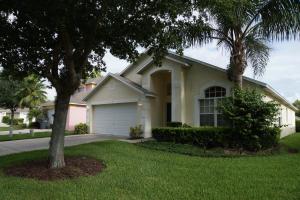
200, 86, 226, 127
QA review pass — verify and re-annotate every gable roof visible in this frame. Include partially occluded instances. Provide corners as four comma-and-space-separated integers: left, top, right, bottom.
119, 50, 297, 111
83, 73, 155, 101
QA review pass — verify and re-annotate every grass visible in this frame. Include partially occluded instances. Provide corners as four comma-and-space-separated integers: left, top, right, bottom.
0, 126, 24, 132
0, 131, 75, 142
0, 133, 300, 200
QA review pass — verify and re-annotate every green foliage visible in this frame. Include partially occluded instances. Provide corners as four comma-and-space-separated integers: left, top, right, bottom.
2, 116, 24, 125
19, 123, 27, 129
1, 116, 10, 124
0, 140, 300, 199
74, 123, 89, 135
166, 122, 192, 128
0, 77, 22, 115
18, 75, 47, 109
293, 100, 300, 117
218, 88, 280, 151
166, 122, 183, 127
181, 0, 300, 86
28, 109, 43, 122
296, 120, 300, 132
129, 125, 143, 139
152, 127, 231, 149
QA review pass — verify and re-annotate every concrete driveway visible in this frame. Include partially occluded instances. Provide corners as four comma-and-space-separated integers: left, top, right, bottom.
0, 134, 115, 156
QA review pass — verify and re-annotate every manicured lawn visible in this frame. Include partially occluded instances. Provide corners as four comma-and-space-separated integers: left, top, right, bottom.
0, 134, 300, 200
0, 131, 75, 142
0, 126, 24, 132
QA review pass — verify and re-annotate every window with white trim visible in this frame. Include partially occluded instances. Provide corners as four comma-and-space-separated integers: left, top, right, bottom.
199, 86, 227, 127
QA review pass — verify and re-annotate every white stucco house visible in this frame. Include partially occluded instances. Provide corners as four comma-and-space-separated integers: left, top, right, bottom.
0, 108, 31, 125
84, 52, 297, 138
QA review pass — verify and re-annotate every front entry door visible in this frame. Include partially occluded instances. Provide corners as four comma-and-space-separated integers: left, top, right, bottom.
166, 103, 172, 123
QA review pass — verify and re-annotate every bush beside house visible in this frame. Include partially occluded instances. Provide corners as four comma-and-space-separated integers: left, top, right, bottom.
2, 116, 25, 126
74, 123, 89, 135
153, 89, 281, 152
129, 125, 143, 139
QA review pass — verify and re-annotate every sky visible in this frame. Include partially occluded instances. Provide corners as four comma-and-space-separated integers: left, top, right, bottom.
46, 41, 300, 103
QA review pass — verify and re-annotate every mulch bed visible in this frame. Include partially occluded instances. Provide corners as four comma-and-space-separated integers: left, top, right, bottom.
4, 156, 104, 181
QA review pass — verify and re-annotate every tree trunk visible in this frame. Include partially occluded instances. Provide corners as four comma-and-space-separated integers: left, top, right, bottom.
9, 109, 14, 137
49, 93, 71, 169
231, 69, 243, 88
229, 51, 246, 88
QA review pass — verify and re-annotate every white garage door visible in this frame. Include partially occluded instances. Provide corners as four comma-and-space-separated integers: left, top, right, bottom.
93, 103, 137, 136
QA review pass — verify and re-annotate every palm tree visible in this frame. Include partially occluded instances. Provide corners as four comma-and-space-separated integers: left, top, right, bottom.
182, 0, 300, 87
18, 75, 47, 124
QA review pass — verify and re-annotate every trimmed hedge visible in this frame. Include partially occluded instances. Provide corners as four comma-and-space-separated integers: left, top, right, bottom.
152, 126, 280, 151
153, 127, 231, 148
296, 120, 300, 132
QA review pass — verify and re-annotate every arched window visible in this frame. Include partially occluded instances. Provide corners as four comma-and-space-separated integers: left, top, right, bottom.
205, 86, 226, 98
200, 86, 227, 127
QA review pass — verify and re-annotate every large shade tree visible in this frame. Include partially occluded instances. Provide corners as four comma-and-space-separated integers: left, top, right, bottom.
180, 0, 300, 87
0, 0, 191, 168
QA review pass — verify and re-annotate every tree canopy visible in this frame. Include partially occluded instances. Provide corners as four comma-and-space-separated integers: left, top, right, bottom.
179, 0, 300, 87
0, 0, 191, 168
293, 100, 300, 117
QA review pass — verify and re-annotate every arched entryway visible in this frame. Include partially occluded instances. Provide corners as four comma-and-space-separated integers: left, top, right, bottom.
150, 70, 172, 127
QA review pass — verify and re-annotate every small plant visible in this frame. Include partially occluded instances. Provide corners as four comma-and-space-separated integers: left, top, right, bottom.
2, 116, 10, 124
74, 123, 89, 135
129, 125, 143, 139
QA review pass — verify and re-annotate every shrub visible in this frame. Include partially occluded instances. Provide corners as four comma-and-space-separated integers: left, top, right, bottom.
166, 122, 192, 128
218, 88, 280, 151
129, 125, 143, 139
29, 121, 40, 129
2, 116, 24, 125
296, 120, 300, 132
2, 116, 10, 124
152, 127, 231, 149
166, 122, 182, 127
152, 126, 279, 151
18, 123, 27, 129
16, 118, 24, 125
74, 123, 89, 135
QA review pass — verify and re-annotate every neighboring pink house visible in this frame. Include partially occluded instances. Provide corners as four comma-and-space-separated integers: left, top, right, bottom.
42, 77, 102, 131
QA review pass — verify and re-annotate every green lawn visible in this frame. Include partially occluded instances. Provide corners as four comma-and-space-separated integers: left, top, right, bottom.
0, 134, 300, 200
0, 131, 75, 142
0, 126, 24, 131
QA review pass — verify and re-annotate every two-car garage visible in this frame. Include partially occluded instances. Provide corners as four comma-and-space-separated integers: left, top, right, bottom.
92, 103, 138, 137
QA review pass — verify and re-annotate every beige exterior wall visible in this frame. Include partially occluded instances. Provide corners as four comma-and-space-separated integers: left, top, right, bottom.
86, 77, 153, 137
86, 54, 296, 138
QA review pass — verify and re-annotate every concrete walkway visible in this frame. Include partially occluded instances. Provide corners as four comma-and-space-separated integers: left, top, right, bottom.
0, 134, 116, 156
0, 129, 51, 136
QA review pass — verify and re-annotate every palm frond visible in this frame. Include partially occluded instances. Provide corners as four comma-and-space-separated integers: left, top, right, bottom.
252, 0, 300, 40
245, 33, 270, 76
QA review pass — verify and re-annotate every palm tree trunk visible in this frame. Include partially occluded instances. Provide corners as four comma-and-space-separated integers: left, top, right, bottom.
9, 109, 14, 137
49, 93, 70, 169
230, 44, 246, 88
